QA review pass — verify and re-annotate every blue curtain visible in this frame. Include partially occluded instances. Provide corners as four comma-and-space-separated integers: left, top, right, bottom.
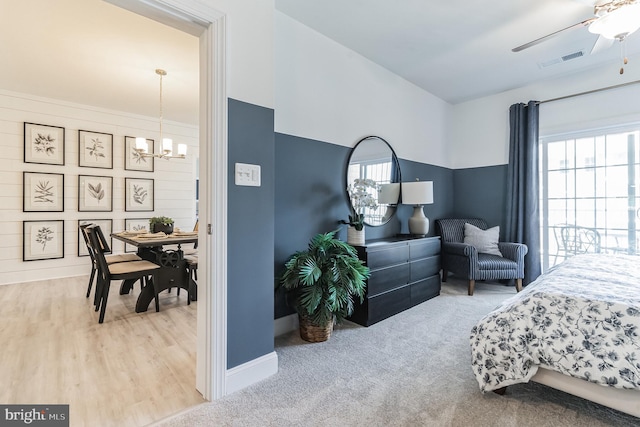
506, 101, 541, 285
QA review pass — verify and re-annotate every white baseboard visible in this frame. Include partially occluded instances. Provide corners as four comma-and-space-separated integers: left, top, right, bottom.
274, 313, 298, 337
225, 351, 278, 395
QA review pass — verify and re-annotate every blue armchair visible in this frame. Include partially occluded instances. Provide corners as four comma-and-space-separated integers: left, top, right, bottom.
435, 218, 528, 295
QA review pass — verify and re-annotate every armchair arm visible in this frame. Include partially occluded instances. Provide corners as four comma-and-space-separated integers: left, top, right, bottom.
442, 242, 477, 257
498, 242, 528, 262
441, 242, 478, 280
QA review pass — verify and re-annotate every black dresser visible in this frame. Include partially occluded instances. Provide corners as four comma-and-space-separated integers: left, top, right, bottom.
349, 236, 441, 326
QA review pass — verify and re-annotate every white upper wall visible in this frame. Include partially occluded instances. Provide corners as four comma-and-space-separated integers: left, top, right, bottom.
209, 0, 275, 109
451, 63, 640, 169
274, 11, 452, 167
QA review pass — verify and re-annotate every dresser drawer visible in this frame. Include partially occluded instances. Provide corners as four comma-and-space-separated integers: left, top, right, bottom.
366, 244, 410, 269
410, 275, 441, 305
409, 256, 440, 282
368, 263, 410, 296
367, 285, 412, 325
410, 239, 440, 260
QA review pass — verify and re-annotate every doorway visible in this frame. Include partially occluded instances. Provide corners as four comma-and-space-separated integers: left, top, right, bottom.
105, 0, 228, 400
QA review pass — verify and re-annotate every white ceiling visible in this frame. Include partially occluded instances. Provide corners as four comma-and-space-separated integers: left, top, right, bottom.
0, 0, 199, 124
275, 0, 640, 104
2, 0, 639, 125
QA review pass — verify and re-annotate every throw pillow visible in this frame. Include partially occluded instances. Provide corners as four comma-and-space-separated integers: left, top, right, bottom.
463, 223, 503, 256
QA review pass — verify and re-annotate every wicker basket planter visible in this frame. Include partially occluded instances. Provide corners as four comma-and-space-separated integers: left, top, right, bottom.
280, 231, 369, 343
298, 315, 333, 343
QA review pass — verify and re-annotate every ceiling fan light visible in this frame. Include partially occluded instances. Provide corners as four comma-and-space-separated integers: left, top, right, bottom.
588, 3, 640, 39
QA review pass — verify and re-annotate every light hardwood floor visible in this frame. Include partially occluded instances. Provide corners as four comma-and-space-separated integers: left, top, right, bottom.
0, 275, 205, 426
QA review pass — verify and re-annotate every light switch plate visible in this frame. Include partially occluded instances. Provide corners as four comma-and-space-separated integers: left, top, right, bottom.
235, 162, 261, 187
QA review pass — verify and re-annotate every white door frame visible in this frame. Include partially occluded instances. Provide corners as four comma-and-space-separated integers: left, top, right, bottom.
104, 0, 228, 400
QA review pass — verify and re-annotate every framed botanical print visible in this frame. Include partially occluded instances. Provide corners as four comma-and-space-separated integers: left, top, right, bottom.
23, 172, 64, 212
78, 175, 113, 212
24, 122, 65, 165
124, 136, 154, 172
78, 219, 112, 257
125, 178, 154, 211
124, 218, 150, 252
23, 220, 64, 261
78, 130, 113, 169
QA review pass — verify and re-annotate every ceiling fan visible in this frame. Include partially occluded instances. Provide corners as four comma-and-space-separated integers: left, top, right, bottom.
512, 0, 640, 54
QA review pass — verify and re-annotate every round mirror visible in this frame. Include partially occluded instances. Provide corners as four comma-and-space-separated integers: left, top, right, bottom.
346, 136, 401, 226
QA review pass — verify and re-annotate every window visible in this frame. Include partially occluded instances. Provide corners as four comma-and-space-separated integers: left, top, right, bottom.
539, 125, 640, 271
347, 159, 392, 223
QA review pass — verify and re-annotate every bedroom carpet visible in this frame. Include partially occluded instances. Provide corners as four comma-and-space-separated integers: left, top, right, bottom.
151, 278, 640, 427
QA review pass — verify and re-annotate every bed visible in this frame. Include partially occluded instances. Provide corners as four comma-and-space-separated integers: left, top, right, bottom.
469, 254, 640, 418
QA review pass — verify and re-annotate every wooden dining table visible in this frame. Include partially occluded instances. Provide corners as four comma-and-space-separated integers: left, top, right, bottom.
111, 231, 198, 312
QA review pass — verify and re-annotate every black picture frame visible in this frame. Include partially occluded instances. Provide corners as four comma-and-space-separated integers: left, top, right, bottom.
23, 220, 64, 261
78, 130, 113, 169
78, 175, 113, 212
125, 178, 154, 212
24, 122, 65, 165
23, 171, 64, 212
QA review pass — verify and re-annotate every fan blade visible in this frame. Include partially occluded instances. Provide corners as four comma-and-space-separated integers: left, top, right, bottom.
590, 34, 614, 54
512, 18, 596, 52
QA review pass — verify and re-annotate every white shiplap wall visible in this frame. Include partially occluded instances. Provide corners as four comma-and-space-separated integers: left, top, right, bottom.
0, 89, 198, 285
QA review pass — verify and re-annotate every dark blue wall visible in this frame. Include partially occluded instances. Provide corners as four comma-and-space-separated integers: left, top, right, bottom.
273, 134, 459, 319
192, 97, 508, 367
452, 165, 508, 233
227, 99, 275, 368
396, 159, 455, 235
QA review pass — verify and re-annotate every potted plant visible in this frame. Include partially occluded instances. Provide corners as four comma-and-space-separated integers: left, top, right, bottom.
342, 178, 380, 245
279, 230, 370, 342
149, 216, 174, 234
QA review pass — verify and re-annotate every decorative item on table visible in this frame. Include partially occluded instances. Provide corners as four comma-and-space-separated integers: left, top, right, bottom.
132, 69, 187, 160
279, 231, 370, 342
341, 178, 380, 246
149, 216, 174, 234
401, 179, 434, 236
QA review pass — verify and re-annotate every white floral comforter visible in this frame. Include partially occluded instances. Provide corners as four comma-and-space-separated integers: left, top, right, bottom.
470, 254, 640, 392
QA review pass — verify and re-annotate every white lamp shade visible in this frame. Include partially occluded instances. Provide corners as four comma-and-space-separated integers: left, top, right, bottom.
589, 4, 640, 39
378, 183, 400, 205
135, 137, 148, 152
401, 181, 434, 205
178, 143, 187, 156
162, 138, 173, 153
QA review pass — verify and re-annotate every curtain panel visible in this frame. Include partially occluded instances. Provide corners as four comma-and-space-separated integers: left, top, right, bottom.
506, 101, 541, 285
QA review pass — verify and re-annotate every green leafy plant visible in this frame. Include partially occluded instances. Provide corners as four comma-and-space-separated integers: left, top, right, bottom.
280, 230, 369, 328
149, 216, 174, 227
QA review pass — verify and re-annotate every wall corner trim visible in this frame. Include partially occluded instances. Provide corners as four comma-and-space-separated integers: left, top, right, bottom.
225, 351, 278, 395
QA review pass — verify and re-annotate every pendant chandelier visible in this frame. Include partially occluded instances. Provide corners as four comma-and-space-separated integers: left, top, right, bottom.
135, 69, 186, 159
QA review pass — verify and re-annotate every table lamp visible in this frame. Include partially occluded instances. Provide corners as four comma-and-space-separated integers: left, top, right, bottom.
401, 180, 434, 236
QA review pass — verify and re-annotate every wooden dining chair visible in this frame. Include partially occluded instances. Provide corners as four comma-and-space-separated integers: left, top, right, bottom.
80, 223, 142, 304
182, 219, 199, 256
85, 224, 161, 323
184, 254, 198, 302
171, 220, 198, 299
